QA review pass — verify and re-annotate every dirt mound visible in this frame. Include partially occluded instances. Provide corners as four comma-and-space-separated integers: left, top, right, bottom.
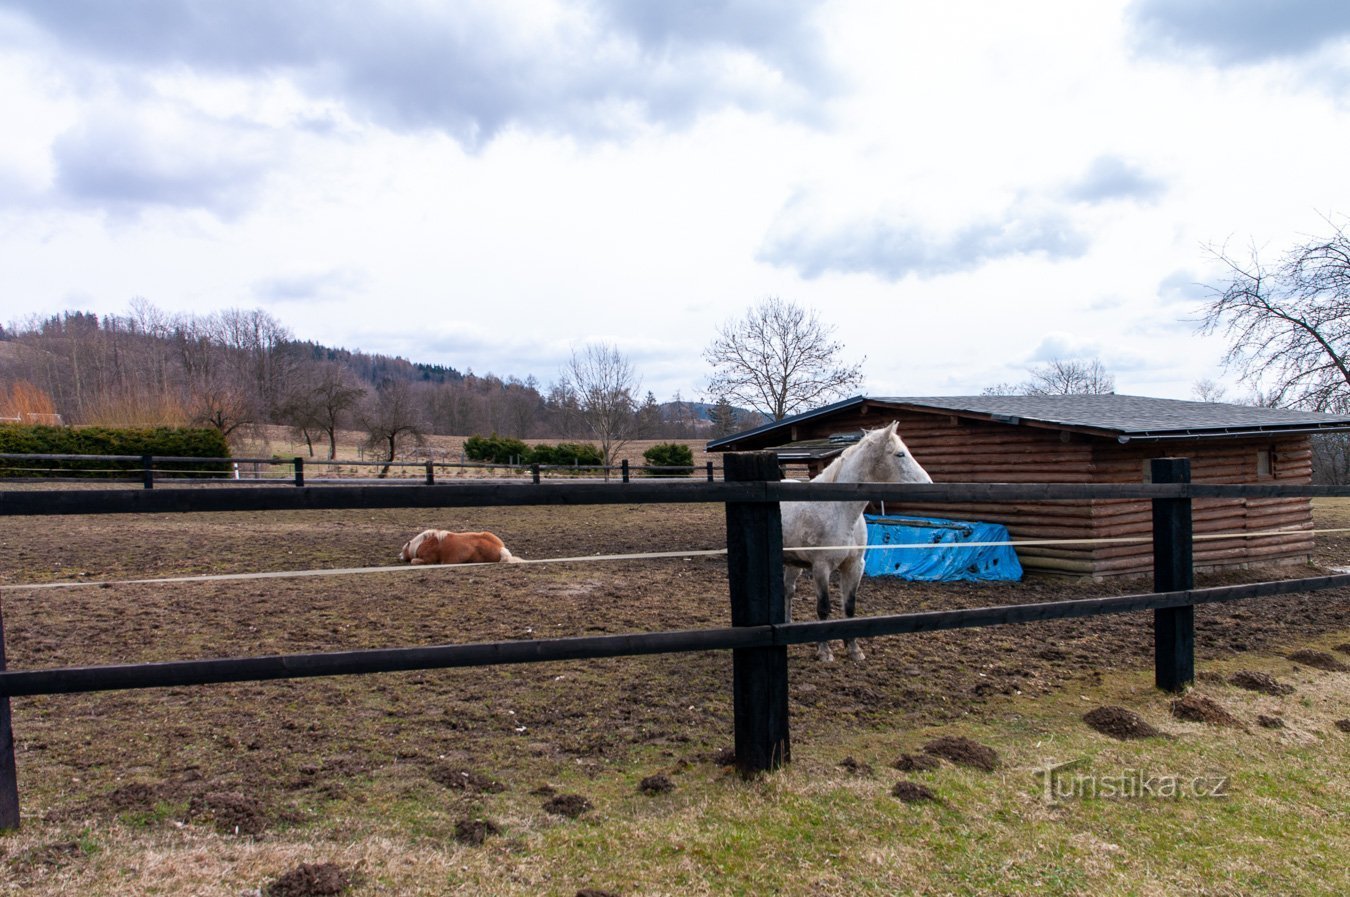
922, 736, 998, 771
1257, 715, 1286, 729
265, 862, 352, 897
891, 781, 939, 803
454, 818, 502, 845
1334, 642, 1350, 655
638, 774, 674, 795
576, 890, 621, 897
186, 791, 270, 836
426, 765, 506, 794
1170, 694, 1243, 728
892, 753, 942, 772
543, 793, 592, 818
837, 757, 873, 776
1287, 650, 1350, 672
1229, 670, 1296, 695
1083, 706, 1163, 740
1336, 719, 1350, 733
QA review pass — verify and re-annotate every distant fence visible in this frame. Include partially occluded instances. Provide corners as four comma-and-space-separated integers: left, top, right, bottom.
1, 457, 1349, 832
0, 452, 718, 486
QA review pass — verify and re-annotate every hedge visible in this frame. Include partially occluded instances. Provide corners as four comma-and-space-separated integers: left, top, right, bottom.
0, 424, 231, 478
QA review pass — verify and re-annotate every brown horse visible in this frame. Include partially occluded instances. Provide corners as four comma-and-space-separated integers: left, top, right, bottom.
398, 529, 521, 565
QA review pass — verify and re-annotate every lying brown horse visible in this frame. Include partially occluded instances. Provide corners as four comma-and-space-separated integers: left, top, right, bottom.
398, 529, 521, 565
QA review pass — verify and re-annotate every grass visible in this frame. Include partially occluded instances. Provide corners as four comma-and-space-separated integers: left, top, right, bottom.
4, 636, 1346, 896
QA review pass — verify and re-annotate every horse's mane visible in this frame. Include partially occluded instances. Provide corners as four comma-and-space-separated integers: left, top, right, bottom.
810, 426, 890, 484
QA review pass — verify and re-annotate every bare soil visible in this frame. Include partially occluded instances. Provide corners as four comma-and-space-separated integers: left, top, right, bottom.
1, 500, 1348, 834
1082, 705, 1164, 739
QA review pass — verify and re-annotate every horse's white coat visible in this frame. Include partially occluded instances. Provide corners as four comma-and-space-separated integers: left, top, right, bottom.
781, 421, 932, 661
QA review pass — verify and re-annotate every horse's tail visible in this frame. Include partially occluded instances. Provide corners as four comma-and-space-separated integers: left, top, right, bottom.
499, 545, 523, 563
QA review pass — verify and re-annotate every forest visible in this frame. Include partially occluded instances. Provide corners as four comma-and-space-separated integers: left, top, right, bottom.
0, 303, 752, 459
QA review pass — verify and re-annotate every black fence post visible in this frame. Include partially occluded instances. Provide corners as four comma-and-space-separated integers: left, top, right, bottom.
621, 459, 630, 483
0, 601, 20, 831
142, 455, 154, 490
531, 464, 541, 485
706, 461, 714, 482
1151, 457, 1194, 692
425, 461, 435, 485
293, 457, 304, 488
724, 451, 790, 776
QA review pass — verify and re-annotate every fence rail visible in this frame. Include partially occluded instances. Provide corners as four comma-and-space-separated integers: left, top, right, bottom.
0, 452, 718, 487
1, 456, 1349, 832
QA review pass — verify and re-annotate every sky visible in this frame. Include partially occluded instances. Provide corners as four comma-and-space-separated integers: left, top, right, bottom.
2, 0, 1349, 405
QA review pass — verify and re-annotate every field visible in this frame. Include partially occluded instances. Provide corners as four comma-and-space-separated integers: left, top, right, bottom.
0, 491, 1347, 895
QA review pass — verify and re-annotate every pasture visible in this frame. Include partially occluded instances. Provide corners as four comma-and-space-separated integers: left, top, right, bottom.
0, 498, 1347, 895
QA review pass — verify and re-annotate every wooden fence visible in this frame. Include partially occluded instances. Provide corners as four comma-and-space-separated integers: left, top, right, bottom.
1, 456, 1349, 832
0, 452, 717, 486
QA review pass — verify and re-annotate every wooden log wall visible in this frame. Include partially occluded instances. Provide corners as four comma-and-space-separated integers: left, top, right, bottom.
785, 407, 1315, 579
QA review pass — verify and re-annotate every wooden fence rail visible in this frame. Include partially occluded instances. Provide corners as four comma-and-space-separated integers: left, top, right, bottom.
1, 457, 1349, 832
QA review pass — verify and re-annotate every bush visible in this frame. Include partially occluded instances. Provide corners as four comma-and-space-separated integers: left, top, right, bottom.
643, 443, 695, 477
529, 442, 604, 467
464, 435, 531, 465
0, 424, 231, 478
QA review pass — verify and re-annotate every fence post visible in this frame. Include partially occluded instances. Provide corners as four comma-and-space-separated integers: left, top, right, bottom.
706, 461, 714, 482
531, 464, 541, 485
0, 601, 20, 831
142, 455, 154, 490
621, 459, 630, 483
425, 461, 435, 485
724, 451, 790, 776
293, 457, 304, 488
1151, 457, 1194, 692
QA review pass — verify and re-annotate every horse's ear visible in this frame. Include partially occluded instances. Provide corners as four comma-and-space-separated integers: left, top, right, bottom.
884, 420, 899, 436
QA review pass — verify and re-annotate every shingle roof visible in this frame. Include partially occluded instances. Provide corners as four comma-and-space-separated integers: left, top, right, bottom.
707, 393, 1350, 449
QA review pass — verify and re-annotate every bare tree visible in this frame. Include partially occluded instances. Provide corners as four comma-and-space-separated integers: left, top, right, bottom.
1200, 220, 1350, 412
557, 342, 643, 470
704, 297, 865, 421
982, 358, 1115, 396
358, 379, 425, 476
280, 360, 367, 458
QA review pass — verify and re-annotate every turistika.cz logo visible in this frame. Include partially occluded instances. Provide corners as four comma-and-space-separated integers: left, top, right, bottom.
1035, 758, 1230, 804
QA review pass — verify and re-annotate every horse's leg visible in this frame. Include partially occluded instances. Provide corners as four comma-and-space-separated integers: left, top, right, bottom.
782, 567, 800, 623
840, 555, 866, 661
812, 562, 834, 662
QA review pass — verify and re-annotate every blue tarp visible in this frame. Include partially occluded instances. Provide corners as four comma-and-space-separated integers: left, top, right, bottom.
863, 515, 1022, 582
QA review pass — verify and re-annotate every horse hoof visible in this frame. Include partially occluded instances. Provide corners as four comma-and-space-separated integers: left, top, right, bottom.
848, 647, 866, 662
816, 644, 835, 662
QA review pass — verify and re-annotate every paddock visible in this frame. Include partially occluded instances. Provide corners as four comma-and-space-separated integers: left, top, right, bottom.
1, 478, 1348, 848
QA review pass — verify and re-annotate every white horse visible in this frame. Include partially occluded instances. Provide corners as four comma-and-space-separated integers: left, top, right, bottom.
782, 421, 932, 662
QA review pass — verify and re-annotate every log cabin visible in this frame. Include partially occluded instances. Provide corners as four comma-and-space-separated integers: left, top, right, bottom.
707, 394, 1350, 578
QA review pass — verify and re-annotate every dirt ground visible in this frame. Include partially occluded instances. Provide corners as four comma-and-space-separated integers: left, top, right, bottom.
1, 498, 1348, 836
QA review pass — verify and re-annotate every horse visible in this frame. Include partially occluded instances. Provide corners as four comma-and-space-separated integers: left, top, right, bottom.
398, 529, 522, 565
781, 421, 932, 661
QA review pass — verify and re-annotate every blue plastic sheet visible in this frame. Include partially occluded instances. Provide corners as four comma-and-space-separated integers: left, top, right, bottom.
863, 515, 1023, 582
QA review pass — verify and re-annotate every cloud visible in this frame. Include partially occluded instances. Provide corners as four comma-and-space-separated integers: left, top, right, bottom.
1062, 155, 1167, 204
1156, 269, 1209, 305
0, 0, 836, 147
50, 108, 276, 216
758, 202, 1090, 280
251, 268, 368, 303
1128, 0, 1350, 66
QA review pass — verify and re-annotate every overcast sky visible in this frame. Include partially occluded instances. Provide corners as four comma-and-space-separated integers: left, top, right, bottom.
2, 0, 1348, 404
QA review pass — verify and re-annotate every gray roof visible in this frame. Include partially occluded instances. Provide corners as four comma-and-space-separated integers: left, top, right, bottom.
707, 394, 1350, 449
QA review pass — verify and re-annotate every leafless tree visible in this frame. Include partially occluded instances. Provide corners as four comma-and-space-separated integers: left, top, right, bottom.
557, 342, 643, 470
280, 360, 367, 458
704, 297, 864, 420
1200, 220, 1350, 412
983, 358, 1115, 396
356, 379, 426, 476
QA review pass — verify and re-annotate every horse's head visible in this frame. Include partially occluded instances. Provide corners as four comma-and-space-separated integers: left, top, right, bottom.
862, 421, 932, 484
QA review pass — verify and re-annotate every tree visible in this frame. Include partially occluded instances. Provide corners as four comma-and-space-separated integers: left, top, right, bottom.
280, 360, 367, 458
556, 342, 643, 471
357, 379, 425, 476
982, 358, 1116, 396
1200, 221, 1350, 412
704, 297, 864, 421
